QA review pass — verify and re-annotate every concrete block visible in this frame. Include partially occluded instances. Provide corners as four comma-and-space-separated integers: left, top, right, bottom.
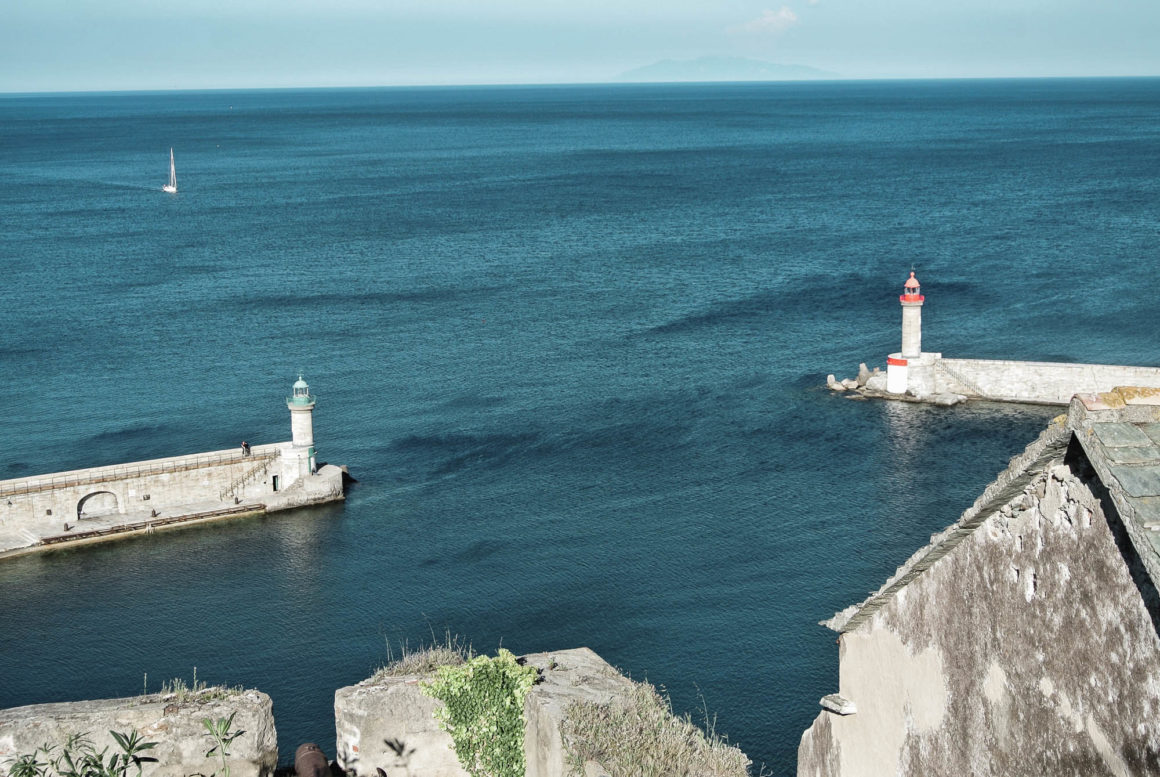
0, 690, 277, 777
522, 649, 634, 777
334, 648, 638, 777
334, 676, 463, 777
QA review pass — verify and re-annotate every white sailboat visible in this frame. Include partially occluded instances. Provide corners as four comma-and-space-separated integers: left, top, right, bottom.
162, 148, 177, 193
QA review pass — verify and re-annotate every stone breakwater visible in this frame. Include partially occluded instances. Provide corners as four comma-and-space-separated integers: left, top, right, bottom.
829, 355, 1160, 407
826, 362, 967, 407
0, 443, 345, 559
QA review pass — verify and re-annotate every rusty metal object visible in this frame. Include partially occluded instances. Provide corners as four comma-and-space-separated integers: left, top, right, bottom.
295, 743, 329, 777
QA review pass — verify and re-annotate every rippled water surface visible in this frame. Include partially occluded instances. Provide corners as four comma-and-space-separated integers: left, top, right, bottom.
2, 79, 1158, 773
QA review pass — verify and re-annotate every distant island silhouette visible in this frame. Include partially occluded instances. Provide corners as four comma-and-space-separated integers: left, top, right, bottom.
619, 56, 838, 83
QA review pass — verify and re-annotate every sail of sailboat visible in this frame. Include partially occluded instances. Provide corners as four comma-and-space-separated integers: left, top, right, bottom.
162, 148, 177, 193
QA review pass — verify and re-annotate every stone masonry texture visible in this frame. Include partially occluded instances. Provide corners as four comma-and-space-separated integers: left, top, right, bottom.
0, 690, 278, 777
798, 446, 1160, 776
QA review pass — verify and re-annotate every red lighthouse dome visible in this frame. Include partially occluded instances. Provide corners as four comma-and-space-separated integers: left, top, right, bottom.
901, 271, 924, 303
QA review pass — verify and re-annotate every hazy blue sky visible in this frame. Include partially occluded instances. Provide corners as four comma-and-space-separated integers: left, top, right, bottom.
3, 0, 1159, 92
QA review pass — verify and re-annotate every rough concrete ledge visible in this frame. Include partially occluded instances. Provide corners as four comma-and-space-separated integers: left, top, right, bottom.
0, 690, 277, 777
826, 417, 1072, 633
334, 648, 635, 777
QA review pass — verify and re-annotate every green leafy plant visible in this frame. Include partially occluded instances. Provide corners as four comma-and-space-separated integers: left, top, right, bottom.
203, 713, 245, 777
420, 649, 539, 777
7, 746, 50, 777
109, 731, 158, 777
4, 730, 158, 777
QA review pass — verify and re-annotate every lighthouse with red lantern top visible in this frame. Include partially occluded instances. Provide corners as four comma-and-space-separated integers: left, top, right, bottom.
886, 271, 925, 394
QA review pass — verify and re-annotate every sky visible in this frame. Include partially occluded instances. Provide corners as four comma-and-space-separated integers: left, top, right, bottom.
2, 0, 1159, 92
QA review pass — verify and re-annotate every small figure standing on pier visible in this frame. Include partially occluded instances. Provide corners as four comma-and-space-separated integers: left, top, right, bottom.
241, 441, 251, 457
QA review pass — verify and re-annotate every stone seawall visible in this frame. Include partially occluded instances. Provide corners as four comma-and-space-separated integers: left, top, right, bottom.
919, 358, 1160, 404
832, 357, 1160, 406
1, 445, 278, 524
0, 444, 344, 557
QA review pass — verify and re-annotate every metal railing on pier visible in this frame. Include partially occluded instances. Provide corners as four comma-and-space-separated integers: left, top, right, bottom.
934, 359, 987, 397
220, 456, 276, 501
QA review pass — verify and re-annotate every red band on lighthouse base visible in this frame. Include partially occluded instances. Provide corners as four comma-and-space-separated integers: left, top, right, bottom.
887, 357, 908, 366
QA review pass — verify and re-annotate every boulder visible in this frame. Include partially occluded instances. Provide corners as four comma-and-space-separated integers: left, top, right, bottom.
0, 690, 277, 777
840, 378, 859, 390
826, 374, 845, 391
856, 363, 871, 387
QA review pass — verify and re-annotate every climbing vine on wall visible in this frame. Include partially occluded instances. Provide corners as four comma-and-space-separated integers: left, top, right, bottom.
420, 648, 539, 777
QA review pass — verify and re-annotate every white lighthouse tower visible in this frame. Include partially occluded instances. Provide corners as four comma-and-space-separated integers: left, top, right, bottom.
887, 272, 924, 394
287, 374, 317, 477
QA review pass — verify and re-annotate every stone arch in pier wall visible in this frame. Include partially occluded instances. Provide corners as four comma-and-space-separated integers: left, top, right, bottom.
77, 491, 119, 520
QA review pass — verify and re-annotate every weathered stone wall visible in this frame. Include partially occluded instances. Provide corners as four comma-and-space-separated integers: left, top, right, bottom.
0, 690, 277, 777
0, 448, 343, 556
334, 673, 464, 777
909, 358, 1160, 404
0, 447, 283, 525
334, 648, 634, 777
799, 449, 1160, 776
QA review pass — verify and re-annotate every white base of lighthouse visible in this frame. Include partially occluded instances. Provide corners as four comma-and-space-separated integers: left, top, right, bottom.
887, 357, 908, 394
886, 352, 944, 395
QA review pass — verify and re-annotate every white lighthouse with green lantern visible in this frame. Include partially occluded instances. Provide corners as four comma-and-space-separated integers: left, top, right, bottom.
287, 374, 317, 477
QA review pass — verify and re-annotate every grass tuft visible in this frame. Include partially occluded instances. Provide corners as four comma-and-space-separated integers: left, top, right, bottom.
154, 668, 243, 703
372, 632, 473, 679
561, 681, 753, 777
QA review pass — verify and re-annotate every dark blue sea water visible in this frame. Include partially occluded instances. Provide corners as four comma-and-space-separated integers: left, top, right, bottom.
1, 79, 1158, 774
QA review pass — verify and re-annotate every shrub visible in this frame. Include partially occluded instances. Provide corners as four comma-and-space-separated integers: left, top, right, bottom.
5, 730, 157, 777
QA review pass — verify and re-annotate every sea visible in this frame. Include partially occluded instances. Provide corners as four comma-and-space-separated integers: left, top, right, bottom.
1, 78, 1158, 775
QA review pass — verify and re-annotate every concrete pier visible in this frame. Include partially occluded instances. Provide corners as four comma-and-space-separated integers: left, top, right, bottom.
0, 377, 345, 558
0, 444, 344, 558
831, 272, 1160, 406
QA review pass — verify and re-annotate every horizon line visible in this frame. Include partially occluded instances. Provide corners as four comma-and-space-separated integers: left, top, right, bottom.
2, 73, 1159, 98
